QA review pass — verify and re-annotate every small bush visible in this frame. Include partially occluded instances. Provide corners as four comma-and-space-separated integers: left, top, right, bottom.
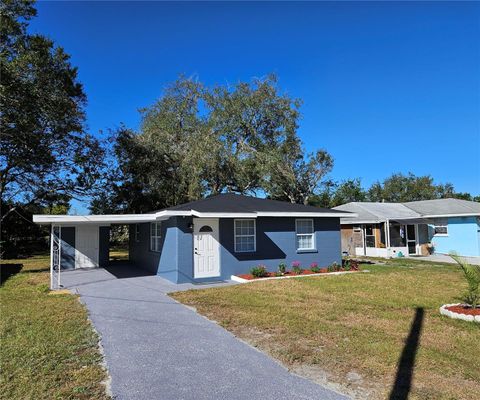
327, 262, 341, 272
291, 261, 302, 275
342, 259, 351, 271
310, 262, 320, 273
250, 265, 269, 278
350, 260, 359, 271
278, 262, 287, 274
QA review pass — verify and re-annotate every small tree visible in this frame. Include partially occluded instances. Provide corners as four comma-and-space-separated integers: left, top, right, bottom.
450, 254, 480, 308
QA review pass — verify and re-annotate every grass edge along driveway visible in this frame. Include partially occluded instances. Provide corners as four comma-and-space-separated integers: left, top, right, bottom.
172, 260, 480, 400
0, 254, 110, 400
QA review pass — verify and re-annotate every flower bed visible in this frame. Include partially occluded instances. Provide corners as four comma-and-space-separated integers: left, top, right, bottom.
440, 303, 480, 323
236, 268, 327, 280
236, 260, 361, 282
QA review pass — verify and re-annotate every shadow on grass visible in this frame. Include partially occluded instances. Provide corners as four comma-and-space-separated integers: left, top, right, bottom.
0, 263, 23, 285
389, 307, 424, 400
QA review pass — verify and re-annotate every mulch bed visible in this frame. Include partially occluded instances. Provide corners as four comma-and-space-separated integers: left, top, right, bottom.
237, 268, 357, 281
445, 304, 480, 316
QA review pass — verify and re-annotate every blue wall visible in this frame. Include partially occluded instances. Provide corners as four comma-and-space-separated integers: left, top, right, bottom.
431, 216, 480, 256
219, 217, 342, 279
130, 216, 342, 284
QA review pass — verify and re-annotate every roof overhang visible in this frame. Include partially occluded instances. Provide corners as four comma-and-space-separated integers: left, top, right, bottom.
155, 210, 357, 219
34, 210, 357, 225
33, 214, 157, 225
419, 213, 480, 218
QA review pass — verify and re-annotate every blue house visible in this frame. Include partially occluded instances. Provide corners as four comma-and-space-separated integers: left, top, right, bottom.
34, 194, 354, 286
335, 198, 480, 258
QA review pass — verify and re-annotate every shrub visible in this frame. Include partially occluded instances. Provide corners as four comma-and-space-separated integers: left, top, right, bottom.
350, 260, 359, 271
450, 254, 480, 308
327, 262, 341, 272
278, 262, 287, 274
292, 265, 303, 275
310, 262, 320, 273
250, 265, 269, 278
291, 261, 301, 268
291, 261, 302, 275
342, 259, 351, 271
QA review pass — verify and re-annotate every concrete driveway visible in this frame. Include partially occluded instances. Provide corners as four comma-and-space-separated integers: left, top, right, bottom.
63, 265, 349, 400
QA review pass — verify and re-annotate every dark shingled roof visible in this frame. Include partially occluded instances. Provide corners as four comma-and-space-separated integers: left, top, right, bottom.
159, 193, 347, 214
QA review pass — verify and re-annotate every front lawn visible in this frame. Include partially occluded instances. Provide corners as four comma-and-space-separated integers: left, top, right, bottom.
0, 254, 109, 399
172, 259, 480, 399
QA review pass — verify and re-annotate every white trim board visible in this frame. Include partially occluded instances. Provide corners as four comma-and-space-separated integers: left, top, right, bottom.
35, 210, 357, 225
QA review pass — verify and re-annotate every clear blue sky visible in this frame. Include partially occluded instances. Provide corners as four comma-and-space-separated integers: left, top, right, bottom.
30, 1, 480, 212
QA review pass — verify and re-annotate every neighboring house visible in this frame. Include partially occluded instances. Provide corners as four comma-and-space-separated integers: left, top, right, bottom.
334, 198, 480, 258
33, 194, 354, 285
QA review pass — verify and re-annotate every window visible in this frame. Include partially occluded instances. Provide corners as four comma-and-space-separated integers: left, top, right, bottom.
434, 218, 448, 235
134, 224, 140, 242
296, 219, 315, 251
364, 225, 376, 247
234, 219, 256, 252
150, 222, 162, 252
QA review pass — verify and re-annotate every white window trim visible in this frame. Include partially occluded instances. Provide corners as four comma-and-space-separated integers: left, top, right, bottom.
134, 224, 140, 242
433, 223, 448, 236
296, 219, 316, 251
150, 222, 162, 252
234, 219, 256, 253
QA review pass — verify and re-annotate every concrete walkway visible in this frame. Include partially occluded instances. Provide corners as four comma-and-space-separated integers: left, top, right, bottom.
63, 265, 348, 400
419, 254, 480, 265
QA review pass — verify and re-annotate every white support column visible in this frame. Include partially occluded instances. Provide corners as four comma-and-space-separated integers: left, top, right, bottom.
386, 219, 391, 257
50, 224, 54, 290
415, 224, 420, 255
58, 226, 62, 288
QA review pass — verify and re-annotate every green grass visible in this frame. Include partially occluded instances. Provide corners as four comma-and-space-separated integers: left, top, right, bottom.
172, 259, 480, 400
0, 254, 109, 400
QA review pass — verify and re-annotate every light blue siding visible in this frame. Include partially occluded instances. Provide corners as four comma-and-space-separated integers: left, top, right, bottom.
431, 216, 480, 256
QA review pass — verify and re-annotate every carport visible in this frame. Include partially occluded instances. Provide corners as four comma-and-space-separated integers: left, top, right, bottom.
33, 214, 156, 289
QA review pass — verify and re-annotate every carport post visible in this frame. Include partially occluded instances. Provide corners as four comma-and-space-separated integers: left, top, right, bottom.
49, 224, 61, 290
50, 224, 53, 289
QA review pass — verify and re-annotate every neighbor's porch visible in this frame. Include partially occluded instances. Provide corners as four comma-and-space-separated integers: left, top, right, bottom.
343, 220, 431, 258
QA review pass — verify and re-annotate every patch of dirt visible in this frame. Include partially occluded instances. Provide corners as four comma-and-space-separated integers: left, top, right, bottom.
291, 364, 380, 400
230, 326, 380, 399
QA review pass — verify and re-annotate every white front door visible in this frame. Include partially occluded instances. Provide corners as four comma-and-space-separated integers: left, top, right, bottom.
75, 225, 99, 268
193, 219, 220, 278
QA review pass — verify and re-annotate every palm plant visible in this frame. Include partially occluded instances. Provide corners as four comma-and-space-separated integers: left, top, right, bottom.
450, 253, 480, 308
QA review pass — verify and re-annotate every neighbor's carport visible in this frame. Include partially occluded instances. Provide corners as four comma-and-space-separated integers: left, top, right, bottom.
33, 214, 157, 289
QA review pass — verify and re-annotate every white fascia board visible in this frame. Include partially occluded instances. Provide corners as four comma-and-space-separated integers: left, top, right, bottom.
154, 210, 193, 219
192, 211, 257, 218
419, 213, 480, 218
340, 220, 383, 224
33, 214, 157, 225
256, 212, 357, 218
153, 210, 357, 219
